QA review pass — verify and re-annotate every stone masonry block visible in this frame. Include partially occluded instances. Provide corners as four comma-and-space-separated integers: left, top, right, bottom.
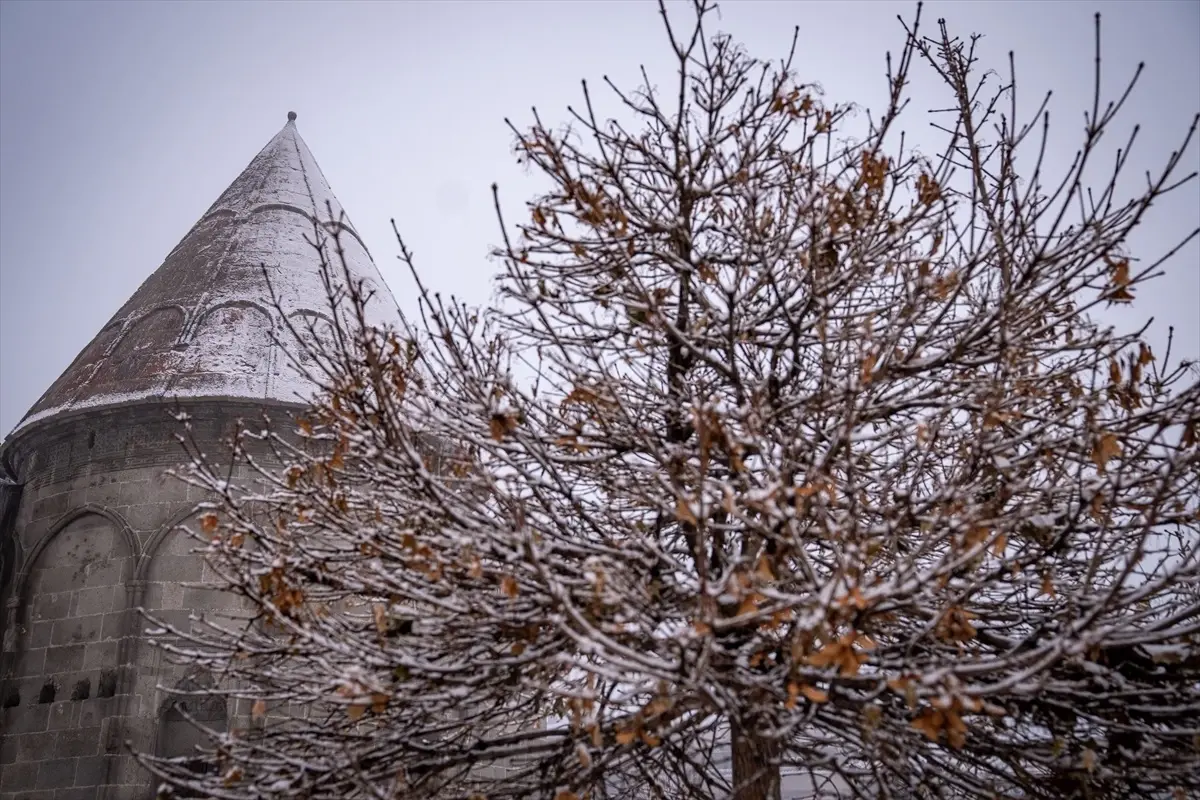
12, 679, 42, 707
76, 558, 128, 589
81, 481, 122, 508
84, 639, 120, 668
55, 726, 101, 758
4, 705, 49, 736
100, 611, 127, 641
35, 568, 84, 597
36, 758, 78, 790
54, 789, 98, 800
133, 668, 162, 693
15, 730, 56, 761
0, 733, 17, 764
151, 583, 184, 610
8, 791, 54, 800
106, 752, 152, 784
147, 555, 205, 584
144, 609, 192, 635
28, 621, 54, 649
32, 492, 71, 521
47, 700, 79, 731
43, 645, 85, 675
138, 583, 164, 609
182, 586, 239, 610
73, 754, 110, 786
70, 586, 116, 617
50, 615, 102, 647
114, 479, 151, 505
76, 697, 116, 729
30, 593, 70, 622
0, 761, 39, 791
17, 648, 46, 677
98, 716, 127, 755
120, 505, 172, 533
117, 693, 140, 718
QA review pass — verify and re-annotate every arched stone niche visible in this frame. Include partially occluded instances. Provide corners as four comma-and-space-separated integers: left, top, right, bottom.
154, 669, 227, 797
137, 518, 247, 707
140, 522, 223, 636
1, 511, 135, 764
272, 310, 335, 397
173, 302, 273, 397
287, 311, 334, 368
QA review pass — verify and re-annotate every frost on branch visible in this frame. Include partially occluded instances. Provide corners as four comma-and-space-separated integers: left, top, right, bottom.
138, 2, 1199, 799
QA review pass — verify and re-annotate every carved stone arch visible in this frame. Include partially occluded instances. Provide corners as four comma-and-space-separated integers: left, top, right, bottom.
139, 504, 244, 648
155, 666, 226, 717
173, 296, 274, 357
94, 320, 128, 357
140, 506, 208, 612
2, 508, 136, 716
124, 304, 189, 337
286, 308, 334, 326
129, 506, 221, 727
171, 300, 273, 397
135, 505, 204, 584
285, 308, 335, 341
200, 207, 238, 224
282, 309, 337, 375
194, 299, 274, 330
134, 505, 250, 754
250, 201, 318, 224
318, 218, 370, 254
249, 202, 371, 254
14, 504, 136, 605
285, 308, 334, 344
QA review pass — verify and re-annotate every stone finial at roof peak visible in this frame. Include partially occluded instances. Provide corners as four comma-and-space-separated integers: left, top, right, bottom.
287, 111, 297, 122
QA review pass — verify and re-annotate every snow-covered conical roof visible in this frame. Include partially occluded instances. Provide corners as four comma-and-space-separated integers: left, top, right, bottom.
9, 113, 398, 436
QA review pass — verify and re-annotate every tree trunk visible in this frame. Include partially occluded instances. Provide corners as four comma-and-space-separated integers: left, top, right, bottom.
731, 723, 782, 800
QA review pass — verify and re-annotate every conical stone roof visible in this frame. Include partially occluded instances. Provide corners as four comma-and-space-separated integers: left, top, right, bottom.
9, 113, 397, 436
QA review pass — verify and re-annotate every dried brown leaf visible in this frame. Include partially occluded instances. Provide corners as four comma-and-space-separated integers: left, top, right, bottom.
1091, 432, 1122, 473
251, 699, 267, 720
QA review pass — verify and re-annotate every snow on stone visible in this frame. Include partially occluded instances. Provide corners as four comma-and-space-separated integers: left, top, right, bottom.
6, 114, 399, 440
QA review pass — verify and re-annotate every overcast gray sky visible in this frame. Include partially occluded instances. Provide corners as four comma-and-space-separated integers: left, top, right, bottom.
1, 0, 1197, 435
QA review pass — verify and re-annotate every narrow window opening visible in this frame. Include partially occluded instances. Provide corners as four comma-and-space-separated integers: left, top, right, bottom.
87, 431, 96, 449
72, 678, 91, 701
38, 681, 56, 703
2, 688, 18, 708
98, 669, 118, 698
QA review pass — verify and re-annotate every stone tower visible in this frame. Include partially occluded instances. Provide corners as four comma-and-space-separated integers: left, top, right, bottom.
0, 113, 398, 799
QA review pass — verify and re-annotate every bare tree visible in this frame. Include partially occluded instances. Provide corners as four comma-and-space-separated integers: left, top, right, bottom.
138, 2, 1199, 798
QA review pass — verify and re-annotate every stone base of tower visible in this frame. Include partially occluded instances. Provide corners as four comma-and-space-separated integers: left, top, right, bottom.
0, 398, 300, 800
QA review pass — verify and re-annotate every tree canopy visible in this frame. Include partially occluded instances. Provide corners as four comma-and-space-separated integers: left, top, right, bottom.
141, 2, 1199, 798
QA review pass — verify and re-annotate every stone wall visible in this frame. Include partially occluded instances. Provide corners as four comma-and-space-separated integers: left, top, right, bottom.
0, 398, 297, 800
